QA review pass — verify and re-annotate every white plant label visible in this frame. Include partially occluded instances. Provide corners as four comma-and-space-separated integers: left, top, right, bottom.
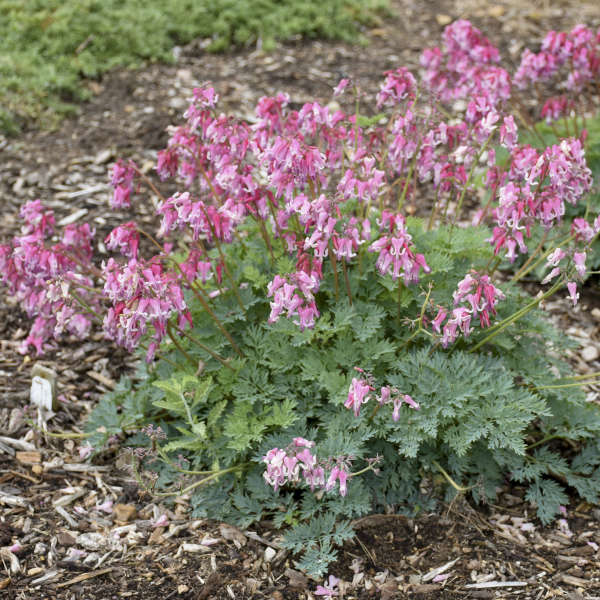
30, 375, 53, 412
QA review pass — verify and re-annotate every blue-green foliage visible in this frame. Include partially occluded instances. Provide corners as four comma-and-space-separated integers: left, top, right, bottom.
87, 217, 600, 576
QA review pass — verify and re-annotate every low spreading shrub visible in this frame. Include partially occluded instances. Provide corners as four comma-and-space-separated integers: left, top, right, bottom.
2, 19, 600, 579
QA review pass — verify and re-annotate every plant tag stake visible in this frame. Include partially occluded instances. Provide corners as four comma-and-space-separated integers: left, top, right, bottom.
30, 364, 57, 412
30, 376, 53, 412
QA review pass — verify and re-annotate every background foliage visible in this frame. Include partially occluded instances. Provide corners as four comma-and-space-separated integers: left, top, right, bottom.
0, 0, 387, 133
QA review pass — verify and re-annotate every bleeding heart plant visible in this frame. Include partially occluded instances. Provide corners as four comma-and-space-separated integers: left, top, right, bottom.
3, 19, 600, 578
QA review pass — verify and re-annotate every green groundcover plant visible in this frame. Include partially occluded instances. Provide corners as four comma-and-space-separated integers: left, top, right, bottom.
3, 20, 600, 581
0, 0, 387, 133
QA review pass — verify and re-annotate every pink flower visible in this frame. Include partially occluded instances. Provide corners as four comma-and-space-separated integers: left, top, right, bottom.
110, 160, 137, 209
78, 443, 93, 460
267, 268, 321, 330
297, 302, 319, 330
403, 394, 419, 410
20, 199, 55, 236
571, 217, 595, 243
180, 251, 213, 283
153, 514, 169, 528
547, 248, 566, 267
296, 449, 316, 468
102, 257, 190, 359
326, 466, 348, 497
441, 307, 472, 347
514, 49, 558, 89
573, 252, 587, 279
499, 115, 518, 150
567, 281, 579, 306
96, 499, 113, 514
345, 378, 372, 417
333, 78, 350, 97
541, 96, 575, 124
420, 20, 506, 104
263, 448, 289, 491
260, 136, 326, 203
293, 437, 315, 448
489, 139, 591, 261
105, 222, 140, 259
0, 201, 99, 355
392, 394, 419, 421
376, 68, 417, 108
432, 307, 448, 333
191, 86, 219, 108
304, 465, 326, 490
315, 575, 339, 598
263, 439, 355, 498
452, 272, 505, 329
378, 386, 391, 405
541, 266, 561, 285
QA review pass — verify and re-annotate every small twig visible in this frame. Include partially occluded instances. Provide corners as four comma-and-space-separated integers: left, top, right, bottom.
7, 470, 39, 484
56, 567, 114, 588
422, 558, 459, 582
465, 581, 528, 589
0, 436, 36, 452
244, 531, 283, 550
31, 569, 59, 585
354, 534, 377, 566
55, 506, 78, 528
75, 35, 94, 55
60, 463, 110, 473
0, 490, 31, 509
86, 371, 116, 389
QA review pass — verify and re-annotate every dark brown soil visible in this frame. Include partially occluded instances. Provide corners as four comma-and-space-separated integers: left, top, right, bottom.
2, 1, 600, 598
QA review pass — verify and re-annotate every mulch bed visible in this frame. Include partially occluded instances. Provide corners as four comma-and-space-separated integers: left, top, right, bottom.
2, 0, 600, 597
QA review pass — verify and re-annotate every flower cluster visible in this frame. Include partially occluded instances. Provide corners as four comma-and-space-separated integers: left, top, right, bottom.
102, 257, 190, 360
542, 242, 595, 306
376, 67, 417, 108
489, 138, 593, 261
105, 221, 140, 259
515, 24, 600, 93
368, 212, 430, 283
262, 438, 350, 497
378, 385, 419, 421
2, 19, 596, 368
110, 160, 138, 209
0, 200, 97, 354
267, 266, 320, 331
541, 96, 575, 124
432, 272, 505, 347
156, 191, 242, 243
345, 369, 418, 421
420, 20, 509, 106
104, 62, 527, 347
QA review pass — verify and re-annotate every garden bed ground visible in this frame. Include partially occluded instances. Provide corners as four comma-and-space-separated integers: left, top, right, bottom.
2, 0, 600, 598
